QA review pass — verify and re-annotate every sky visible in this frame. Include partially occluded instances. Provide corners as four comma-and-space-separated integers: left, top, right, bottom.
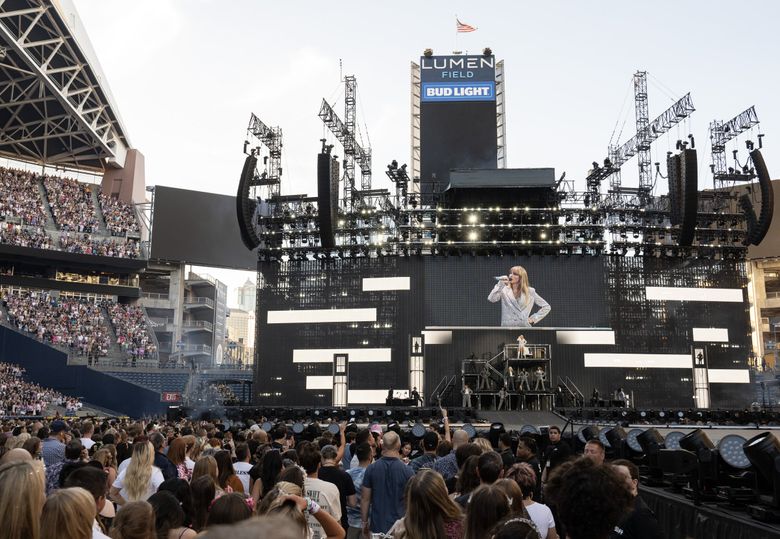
72, 0, 780, 299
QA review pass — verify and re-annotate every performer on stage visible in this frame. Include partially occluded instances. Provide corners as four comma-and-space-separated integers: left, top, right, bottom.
462, 383, 473, 408
497, 386, 509, 411
411, 387, 422, 407
488, 265, 551, 327
518, 368, 531, 391
534, 366, 547, 391
516, 334, 530, 358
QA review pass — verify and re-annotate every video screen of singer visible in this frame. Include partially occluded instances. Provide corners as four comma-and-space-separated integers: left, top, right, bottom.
488, 265, 551, 327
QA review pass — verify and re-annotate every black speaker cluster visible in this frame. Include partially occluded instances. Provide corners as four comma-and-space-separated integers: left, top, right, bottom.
236, 154, 260, 250
666, 148, 698, 247
317, 144, 340, 249
740, 149, 774, 246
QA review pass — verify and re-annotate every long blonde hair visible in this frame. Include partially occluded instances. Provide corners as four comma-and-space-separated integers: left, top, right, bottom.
41, 487, 96, 539
124, 442, 154, 502
191, 455, 219, 484
399, 469, 463, 539
0, 459, 46, 539
510, 266, 532, 305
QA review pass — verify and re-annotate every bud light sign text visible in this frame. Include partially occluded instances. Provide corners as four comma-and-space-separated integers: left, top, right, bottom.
422, 81, 495, 102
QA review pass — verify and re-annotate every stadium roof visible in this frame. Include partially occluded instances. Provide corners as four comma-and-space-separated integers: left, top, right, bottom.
0, 0, 130, 172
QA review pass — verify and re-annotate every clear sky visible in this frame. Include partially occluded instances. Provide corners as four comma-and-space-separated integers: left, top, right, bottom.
73, 0, 780, 297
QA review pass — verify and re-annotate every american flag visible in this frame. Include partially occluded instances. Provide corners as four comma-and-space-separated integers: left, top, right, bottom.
456, 18, 477, 33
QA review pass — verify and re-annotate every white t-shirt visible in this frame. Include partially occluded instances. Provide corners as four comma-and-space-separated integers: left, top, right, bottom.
233, 461, 252, 493
112, 466, 164, 502
526, 502, 555, 539
118, 457, 131, 475
81, 438, 96, 451
304, 477, 341, 539
92, 519, 110, 539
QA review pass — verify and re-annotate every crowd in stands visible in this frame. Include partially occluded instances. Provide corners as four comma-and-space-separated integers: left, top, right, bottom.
2, 290, 110, 360
59, 233, 141, 259
43, 176, 98, 233
0, 363, 81, 416
99, 193, 141, 237
0, 410, 661, 539
105, 302, 157, 360
0, 167, 47, 226
0, 223, 54, 250
0, 166, 144, 259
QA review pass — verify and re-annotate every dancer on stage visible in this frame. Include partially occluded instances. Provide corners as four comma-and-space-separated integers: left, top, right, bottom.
488, 265, 551, 327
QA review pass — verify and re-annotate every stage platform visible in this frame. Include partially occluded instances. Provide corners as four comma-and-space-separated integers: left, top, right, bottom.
475, 410, 562, 430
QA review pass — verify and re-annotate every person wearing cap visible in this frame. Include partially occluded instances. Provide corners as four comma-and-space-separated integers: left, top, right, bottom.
42, 419, 68, 468
409, 431, 439, 473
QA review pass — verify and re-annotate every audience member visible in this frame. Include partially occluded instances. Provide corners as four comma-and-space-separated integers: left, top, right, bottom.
409, 431, 439, 473
544, 458, 633, 539
583, 439, 606, 465
110, 442, 164, 504
43, 175, 98, 233
0, 459, 46, 539
610, 460, 662, 539
40, 486, 96, 539
157, 478, 195, 529
299, 441, 341, 539
463, 484, 511, 539
388, 468, 464, 539
507, 463, 557, 539
361, 431, 415, 536
206, 492, 252, 527
99, 194, 140, 237
318, 444, 356, 531
63, 465, 112, 539
190, 475, 217, 532
148, 490, 197, 539
109, 501, 156, 539
540, 426, 572, 484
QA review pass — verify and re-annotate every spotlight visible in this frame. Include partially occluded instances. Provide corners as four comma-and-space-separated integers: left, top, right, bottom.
717, 434, 751, 470
658, 449, 699, 476
411, 423, 426, 438
461, 423, 477, 439
292, 422, 304, 435
261, 421, 273, 432
626, 428, 644, 453
664, 431, 686, 450
577, 425, 600, 445
637, 428, 665, 456
605, 426, 628, 458
743, 432, 780, 490
520, 425, 541, 436
327, 423, 340, 435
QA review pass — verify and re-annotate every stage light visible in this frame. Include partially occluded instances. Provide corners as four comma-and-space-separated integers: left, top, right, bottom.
717, 434, 751, 470
261, 421, 273, 432
679, 429, 715, 455
577, 425, 600, 445
743, 432, 780, 488
385, 410, 393, 417
327, 423, 340, 435
659, 448, 698, 475
292, 422, 304, 435
411, 423, 426, 438
637, 428, 664, 455
664, 431, 686, 450
598, 427, 613, 448
462, 423, 477, 439
520, 425, 540, 436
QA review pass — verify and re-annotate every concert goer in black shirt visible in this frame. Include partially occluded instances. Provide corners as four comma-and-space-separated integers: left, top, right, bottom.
610, 460, 663, 539
541, 425, 572, 484
497, 433, 515, 470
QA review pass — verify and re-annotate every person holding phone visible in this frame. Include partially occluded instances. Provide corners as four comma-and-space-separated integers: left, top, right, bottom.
488, 265, 551, 327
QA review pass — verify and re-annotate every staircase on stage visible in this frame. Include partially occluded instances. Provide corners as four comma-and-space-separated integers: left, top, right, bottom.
457, 342, 584, 411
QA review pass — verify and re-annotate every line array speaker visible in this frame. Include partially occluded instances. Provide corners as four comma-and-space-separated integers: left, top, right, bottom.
678, 148, 698, 247
317, 150, 339, 248
743, 149, 774, 246
236, 154, 260, 250
667, 153, 682, 226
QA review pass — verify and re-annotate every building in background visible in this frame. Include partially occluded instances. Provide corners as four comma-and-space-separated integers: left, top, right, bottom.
226, 307, 254, 365
237, 277, 256, 313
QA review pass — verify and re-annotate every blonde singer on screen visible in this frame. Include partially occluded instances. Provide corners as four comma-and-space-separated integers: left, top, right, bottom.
488, 265, 551, 327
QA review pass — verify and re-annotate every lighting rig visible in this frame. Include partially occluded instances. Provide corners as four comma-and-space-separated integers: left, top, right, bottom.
237, 74, 772, 262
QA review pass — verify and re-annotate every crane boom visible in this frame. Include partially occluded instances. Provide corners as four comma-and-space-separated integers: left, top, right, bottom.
587, 92, 695, 193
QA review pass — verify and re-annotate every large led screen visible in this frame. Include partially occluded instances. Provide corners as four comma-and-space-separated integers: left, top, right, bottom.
424, 256, 609, 328
150, 186, 257, 270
